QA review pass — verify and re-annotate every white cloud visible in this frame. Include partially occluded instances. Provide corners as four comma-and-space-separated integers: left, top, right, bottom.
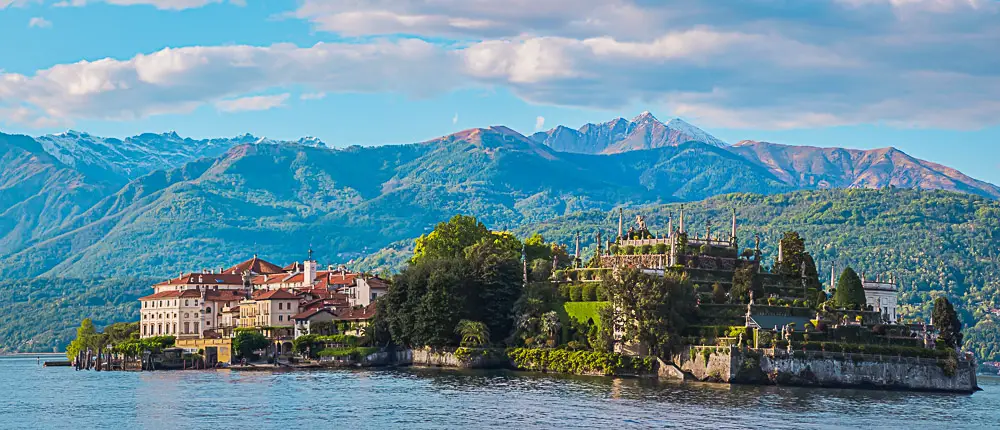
28, 17, 52, 28
300, 92, 326, 100
215, 93, 290, 112
534, 116, 545, 130
452, 112, 459, 124
0, 40, 461, 125
3, 1, 1000, 130
53, 0, 244, 10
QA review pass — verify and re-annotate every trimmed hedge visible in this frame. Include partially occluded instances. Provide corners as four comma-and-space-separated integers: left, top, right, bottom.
506, 348, 655, 376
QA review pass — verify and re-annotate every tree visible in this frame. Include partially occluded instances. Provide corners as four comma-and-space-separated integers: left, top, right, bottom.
774, 231, 807, 277
711, 283, 727, 304
233, 330, 269, 360
455, 320, 490, 347
66, 318, 100, 360
933, 297, 963, 350
602, 267, 696, 357
411, 215, 490, 264
465, 237, 522, 341
833, 267, 867, 310
730, 265, 760, 304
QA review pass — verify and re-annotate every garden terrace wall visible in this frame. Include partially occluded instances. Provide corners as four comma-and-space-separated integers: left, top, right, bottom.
673, 347, 979, 393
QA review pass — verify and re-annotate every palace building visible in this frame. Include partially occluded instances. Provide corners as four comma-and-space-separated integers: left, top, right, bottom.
138, 253, 386, 355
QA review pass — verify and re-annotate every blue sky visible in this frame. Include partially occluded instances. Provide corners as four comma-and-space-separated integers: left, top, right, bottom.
1, 0, 998, 184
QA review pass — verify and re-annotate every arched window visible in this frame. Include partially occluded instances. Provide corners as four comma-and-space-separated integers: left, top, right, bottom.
206, 307, 212, 314
157, 324, 162, 335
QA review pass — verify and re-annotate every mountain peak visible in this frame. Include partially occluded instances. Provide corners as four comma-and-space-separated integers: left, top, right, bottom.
531, 112, 727, 154
631, 111, 659, 123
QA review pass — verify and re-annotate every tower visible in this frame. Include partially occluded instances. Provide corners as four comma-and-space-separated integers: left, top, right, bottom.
777, 237, 784, 264
667, 213, 673, 236
303, 248, 317, 288
618, 208, 624, 240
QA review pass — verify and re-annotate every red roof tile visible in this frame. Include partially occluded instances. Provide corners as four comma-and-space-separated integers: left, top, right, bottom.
292, 308, 336, 320
225, 256, 285, 275
252, 289, 300, 300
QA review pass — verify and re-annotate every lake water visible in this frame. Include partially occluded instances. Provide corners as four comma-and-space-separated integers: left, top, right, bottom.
1, 356, 998, 429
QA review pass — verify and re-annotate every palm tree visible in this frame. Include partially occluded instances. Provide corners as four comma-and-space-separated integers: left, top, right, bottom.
540, 311, 561, 346
455, 320, 490, 347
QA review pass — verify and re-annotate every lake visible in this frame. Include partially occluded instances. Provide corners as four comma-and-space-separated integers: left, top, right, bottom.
1, 355, 998, 429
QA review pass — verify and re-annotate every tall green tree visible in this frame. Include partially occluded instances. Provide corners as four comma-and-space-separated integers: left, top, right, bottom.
65, 318, 100, 360
602, 268, 696, 357
775, 231, 807, 277
232, 330, 269, 360
933, 297, 964, 350
411, 215, 491, 264
833, 267, 867, 310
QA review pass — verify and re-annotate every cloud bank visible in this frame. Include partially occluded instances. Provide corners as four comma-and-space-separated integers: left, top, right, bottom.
2, 0, 999, 129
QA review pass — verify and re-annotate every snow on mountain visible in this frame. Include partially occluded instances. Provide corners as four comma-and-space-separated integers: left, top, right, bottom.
530, 112, 728, 155
33, 131, 329, 181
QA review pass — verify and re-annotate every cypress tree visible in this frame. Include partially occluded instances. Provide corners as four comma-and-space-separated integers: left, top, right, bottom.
834, 267, 866, 310
932, 297, 963, 350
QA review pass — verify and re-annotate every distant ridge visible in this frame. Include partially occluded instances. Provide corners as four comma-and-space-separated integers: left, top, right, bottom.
530, 111, 728, 155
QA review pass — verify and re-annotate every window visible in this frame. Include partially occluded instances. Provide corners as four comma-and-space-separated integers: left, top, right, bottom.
206, 307, 212, 314
158, 324, 162, 335
185, 300, 189, 306
279, 315, 283, 322
184, 322, 190, 334
194, 322, 199, 333
278, 302, 283, 310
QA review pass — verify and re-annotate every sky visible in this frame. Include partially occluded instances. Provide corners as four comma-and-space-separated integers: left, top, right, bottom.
1, 0, 998, 184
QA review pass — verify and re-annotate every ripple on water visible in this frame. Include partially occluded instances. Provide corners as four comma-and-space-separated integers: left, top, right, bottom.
1, 357, 997, 429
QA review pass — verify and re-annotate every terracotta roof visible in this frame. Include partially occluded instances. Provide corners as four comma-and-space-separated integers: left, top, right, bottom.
224, 305, 241, 313
140, 288, 248, 301
292, 308, 336, 320
154, 272, 245, 287
204, 290, 246, 302
139, 289, 202, 300
334, 303, 376, 321
252, 289, 300, 300
364, 276, 389, 289
225, 256, 285, 275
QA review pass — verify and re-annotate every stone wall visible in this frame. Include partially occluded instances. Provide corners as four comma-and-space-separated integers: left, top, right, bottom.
674, 347, 979, 393
408, 347, 510, 369
672, 346, 737, 382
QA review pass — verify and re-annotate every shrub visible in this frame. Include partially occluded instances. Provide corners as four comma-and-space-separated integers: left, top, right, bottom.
609, 244, 620, 255
558, 284, 571, 300
624, 245, 635, 255
711, 284, 727, 304
582, 284, 597, 301
506, 348, 654, 376
654, 244, 667, 255
595, 285, 608, 301
639, 245, 653, 255
570, 285, 583, 302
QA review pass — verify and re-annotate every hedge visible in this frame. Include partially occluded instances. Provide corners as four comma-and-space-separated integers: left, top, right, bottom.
506, 348, 655, 376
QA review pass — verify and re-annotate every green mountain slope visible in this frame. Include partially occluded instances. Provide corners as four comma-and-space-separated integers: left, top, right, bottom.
1, 129, 793, 280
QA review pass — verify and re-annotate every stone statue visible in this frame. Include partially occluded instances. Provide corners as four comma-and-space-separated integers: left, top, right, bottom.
635, 214, 647, 231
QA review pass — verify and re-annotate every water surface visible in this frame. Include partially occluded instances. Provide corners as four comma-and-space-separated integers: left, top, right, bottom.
1, 356, 997, 429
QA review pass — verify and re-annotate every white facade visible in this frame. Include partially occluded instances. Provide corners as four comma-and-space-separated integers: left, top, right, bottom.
863, 280, 899, 323
347, 276, 389, 307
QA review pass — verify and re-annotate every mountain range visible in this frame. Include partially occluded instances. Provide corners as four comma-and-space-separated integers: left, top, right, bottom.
1, 112, 998, 282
